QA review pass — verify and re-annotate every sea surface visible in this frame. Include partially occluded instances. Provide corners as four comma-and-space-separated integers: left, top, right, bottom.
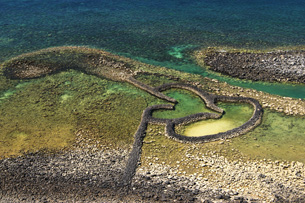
1, 0, 305, 161
1, 0, 305, 98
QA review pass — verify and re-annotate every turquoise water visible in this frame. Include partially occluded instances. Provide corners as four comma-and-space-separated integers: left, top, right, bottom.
133, 56, 305, 98
1, 0, 305, 97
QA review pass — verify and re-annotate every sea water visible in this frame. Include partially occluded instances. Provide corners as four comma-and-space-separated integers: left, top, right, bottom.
1, 0, 304, 98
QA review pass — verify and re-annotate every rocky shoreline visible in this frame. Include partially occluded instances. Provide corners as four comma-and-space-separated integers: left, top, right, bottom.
1, 130, 304, 202
195, 48, 305, 83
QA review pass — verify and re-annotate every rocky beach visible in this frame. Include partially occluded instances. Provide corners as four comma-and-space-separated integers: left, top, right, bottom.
1, 129, 305, 202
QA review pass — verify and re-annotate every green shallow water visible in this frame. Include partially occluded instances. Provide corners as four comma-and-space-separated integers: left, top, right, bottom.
132, 55, 305, 99
233, 110, 305, 163
1, 0, 305, 99
152, 89, 305, 163
152, 89, 253, 136
0, 0, 305, 167
0, 70, 165, 158
183, 102, 253, 137
152, 89, 215, 119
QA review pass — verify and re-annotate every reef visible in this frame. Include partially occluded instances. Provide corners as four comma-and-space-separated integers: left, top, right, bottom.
1, 46, 263, 186
0, 46, 270, 202
2, 46, 176, 103
194, 47, 305, 83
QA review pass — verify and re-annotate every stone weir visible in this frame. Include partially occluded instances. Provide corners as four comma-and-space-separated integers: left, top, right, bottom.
1, 46, 263, 186
122, 83, 263, 186
152, 83, 263, 143
197, 48, 305, 83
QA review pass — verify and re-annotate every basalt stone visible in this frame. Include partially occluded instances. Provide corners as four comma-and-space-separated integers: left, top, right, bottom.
201, 49, 305, 83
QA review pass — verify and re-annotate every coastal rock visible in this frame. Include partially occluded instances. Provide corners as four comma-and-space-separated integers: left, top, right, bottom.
198, 48, 305, 83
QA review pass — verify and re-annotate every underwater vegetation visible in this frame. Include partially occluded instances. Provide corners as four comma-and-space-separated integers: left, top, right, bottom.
1, 0, 305, 201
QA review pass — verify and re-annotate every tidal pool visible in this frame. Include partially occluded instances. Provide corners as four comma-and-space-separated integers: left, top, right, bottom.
183, 102, 253, 137
152, 88, 305, 163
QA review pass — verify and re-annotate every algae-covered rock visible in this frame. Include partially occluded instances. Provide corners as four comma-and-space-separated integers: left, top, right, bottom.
1, 46, 134, 80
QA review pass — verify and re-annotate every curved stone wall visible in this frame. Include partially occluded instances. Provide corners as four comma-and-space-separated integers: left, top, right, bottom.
1, 46, 263, 186
123, 83, 262, 185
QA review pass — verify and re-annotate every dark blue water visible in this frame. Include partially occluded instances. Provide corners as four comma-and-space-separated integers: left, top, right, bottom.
1, 0, 305, 97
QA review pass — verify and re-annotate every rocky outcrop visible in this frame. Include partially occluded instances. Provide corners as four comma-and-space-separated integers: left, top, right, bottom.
200, 48, 305, 83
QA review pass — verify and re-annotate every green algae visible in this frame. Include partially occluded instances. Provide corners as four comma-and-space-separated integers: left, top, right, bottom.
141, 87, 305, 166
1, 46, 305, 167
0, 126, 75, 159
0, 90, 15, 101
141, 124, 243, 175
147, 87, 305, 164
134, 74, 178, 87
141, 110, 305, 176
232, 110, 305, 163
0, 69, 164, 158
0, 37, 14, 46
152, 89, 254, 137
0, 74, 18, 93
142, 124, 206, 174
167, 44, 197, 59
0, 81, 30, 102
2, 65, 303, 164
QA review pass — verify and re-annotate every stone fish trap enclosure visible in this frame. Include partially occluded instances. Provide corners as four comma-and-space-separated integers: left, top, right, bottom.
1, 46, 263, 185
